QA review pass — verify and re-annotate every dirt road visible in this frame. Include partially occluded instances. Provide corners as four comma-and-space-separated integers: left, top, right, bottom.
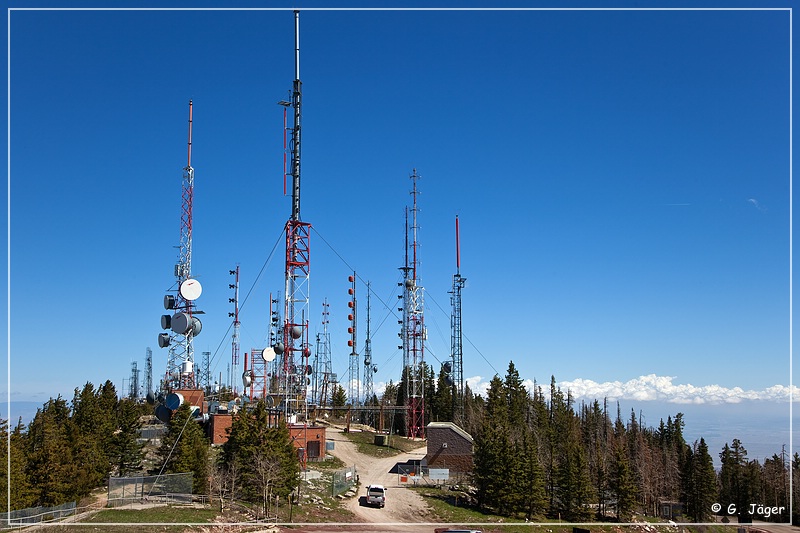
296, 428, 435, 533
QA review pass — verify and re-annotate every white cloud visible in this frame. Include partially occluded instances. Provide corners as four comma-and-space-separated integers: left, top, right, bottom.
560, 375, 799, 404
462, 374, 800, 404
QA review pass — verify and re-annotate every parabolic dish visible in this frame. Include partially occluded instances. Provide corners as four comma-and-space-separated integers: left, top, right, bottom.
262, 350, 276, 362
179, 279, 203, 301
171, 312, 192, 335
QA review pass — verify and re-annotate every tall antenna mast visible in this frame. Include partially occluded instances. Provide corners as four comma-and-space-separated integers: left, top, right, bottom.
229, 265, 241, 395
363, 281, 375, 427
347, 274, 359, 409
450, 215, 466, 425
275, 10, 311, 417
400, 169, 425, 439
158, 100, 203, 392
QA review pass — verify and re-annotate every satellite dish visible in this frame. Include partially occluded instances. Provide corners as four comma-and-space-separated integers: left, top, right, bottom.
158, 333, 171, 348
155, 404, 171, 424
265, 396, 274, 407
165, 392, 184, 411
306, 365, 313, 375
146, 390, 156, 405
161, 315, 172, 330
373, 365, 378, 373
443, 361, 452, 373
291, 326, 302, 339
242, 370, 252, 387
179, 279, 203, 301
171, 312, 192, 335
262, 350, 276, 363
191, 316, 202, 336
274, 342, 285, 355
444, 376, 454, 387
164, 294, 176, 310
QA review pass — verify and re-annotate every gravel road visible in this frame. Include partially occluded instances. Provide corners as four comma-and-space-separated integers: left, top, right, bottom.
291, 427, 436, 533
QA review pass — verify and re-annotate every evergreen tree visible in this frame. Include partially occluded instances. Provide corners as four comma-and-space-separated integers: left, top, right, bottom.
473, 376, 508, 512
684, 438, 717, 522
220, 400, 299, 503
521, 430, 548, 519
111, 398, 145, 476
609, 443, 638, 520
719, 439, 751, 523
152, 403, 209, 494
25, 397, 79, 506
332, 384, 347, 417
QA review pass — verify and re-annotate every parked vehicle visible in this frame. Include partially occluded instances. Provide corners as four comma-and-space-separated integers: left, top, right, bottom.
366, 484, 386, 508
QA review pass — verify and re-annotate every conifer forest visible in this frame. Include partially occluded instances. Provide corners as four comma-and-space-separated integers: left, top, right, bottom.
3, 362, 798, 526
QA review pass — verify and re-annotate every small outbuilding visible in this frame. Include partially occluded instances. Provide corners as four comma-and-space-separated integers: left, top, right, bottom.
424, 421, 474, 473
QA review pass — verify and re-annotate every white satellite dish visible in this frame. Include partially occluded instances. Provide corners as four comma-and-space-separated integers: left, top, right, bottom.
180, 279, 203, 301
262, 349, 276, 363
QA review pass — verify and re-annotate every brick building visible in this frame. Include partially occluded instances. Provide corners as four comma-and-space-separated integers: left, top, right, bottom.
424, 422, 474, 473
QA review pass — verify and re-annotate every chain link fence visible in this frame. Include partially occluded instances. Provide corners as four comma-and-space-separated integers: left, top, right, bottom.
0, 501, 76, 527
107, 472, 193, 507
331, 465, 357, 497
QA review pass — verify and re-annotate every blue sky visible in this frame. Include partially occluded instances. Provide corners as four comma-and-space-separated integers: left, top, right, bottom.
4, 3, 796, 459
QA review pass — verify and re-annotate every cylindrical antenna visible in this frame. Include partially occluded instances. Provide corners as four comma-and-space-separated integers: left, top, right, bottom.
294, 10, 300, 81
187, 100, 193, 168
456, 215, 461, 274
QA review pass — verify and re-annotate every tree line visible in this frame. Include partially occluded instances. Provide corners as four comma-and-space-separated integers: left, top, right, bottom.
432, 361, 796, 525
2, 382, 300, 516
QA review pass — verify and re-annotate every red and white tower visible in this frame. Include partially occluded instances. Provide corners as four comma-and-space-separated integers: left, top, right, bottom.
275, 11, 311, 411
158, 101, 203, 392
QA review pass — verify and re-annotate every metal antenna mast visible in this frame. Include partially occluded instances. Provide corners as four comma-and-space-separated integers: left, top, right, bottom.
450, 216, 466, 425
401, 169, 425, 438
129, 361, 140, 400
276, 10, 311, 414
144, 347, 153, 402
229, 265, 241, 395
347, 273, 359, 408
363, 281, 375, 426
313, 300, 332, 407
159, 100, 203, 392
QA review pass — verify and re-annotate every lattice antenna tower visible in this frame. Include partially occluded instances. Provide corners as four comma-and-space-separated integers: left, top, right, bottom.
158, 100, 203, 391
275, 10, 311, 412
449, 216, 466, 425
400, 169, 425, 439
199, 351, 211, 392
347, 273, 359, 408
229, 265, 241, 394
128, 361, 140, 400
144, 347, 153, 401
313, 299, 332, 407
363, 281, 376, 426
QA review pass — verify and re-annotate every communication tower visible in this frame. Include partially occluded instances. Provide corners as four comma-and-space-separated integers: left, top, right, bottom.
158, 100, 203, 391
144, 347, 154, 402
449, 216, 466, 425
229, 266, 241, 394
347, 274, 359, 408
128, 361, 140, 400
363, 281, 376, 426
199, 351, 212, 392
313, 300, 333, 408
400, 169, 426, 439
274, 11, 311, 414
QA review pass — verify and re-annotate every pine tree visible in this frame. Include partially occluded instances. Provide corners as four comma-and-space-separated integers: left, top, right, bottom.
684, 438, 716, 522
473, 375, 508, 512
25, 397, 79, 506
332, 384, 347, 417
220, 400, 299, 504
111, 398, 145, 476
152, 403, 209, 494
609, 443, 638, 520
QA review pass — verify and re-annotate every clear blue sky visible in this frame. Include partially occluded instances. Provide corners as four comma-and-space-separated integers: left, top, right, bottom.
4, 3, 795, 457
